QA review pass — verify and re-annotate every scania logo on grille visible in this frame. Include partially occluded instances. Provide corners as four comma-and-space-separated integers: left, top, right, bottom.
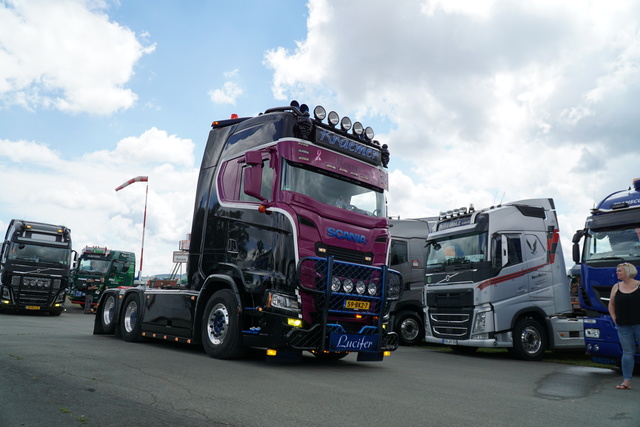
326, 227, 367, 244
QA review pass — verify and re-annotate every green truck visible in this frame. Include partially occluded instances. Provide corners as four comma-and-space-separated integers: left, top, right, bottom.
69, 246, 135, 310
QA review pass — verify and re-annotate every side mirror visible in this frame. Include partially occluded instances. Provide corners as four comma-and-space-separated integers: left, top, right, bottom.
243, 151, 265, 202
572, 243, 580, 264
572, 230, 585, 264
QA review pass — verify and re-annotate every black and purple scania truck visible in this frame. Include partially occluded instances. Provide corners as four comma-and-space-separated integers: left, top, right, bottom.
94, 101, 402, 362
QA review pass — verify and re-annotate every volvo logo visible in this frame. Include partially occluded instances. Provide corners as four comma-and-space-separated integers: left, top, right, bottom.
437, 272, 460, 284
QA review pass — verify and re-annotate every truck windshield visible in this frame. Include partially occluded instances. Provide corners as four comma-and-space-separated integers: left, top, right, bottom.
281, 160, 386, 217
7, 242, 70, 265
584, 227, 640, 261
426, 232, 488, 267
78, 258, 110, 274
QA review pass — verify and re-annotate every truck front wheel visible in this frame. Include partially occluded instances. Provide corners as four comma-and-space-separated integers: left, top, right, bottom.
395, 311, 424, 346
120, 293, 142, 342
510, 317, 546, 361
201, 289, 246, 359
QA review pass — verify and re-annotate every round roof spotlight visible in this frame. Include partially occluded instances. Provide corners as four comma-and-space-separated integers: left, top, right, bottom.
328, 111, 340, 127
300, 103, 309, 114
290, 100, 300, 108
352, 121, 364, 136
340, 116, 352, 132
314, 105, 327, 121
365, 126, 374, 140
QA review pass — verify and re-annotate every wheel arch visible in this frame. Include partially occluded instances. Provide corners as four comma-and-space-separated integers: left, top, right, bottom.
510, 307, 551, 344
193, 274, 242, 341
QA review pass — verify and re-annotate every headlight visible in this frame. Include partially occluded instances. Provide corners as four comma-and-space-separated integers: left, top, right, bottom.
331, 277, 342, 292
585, 328, 600, 339
367, 282, 377, 296
268, 292, 299, 311
343, 278, 354, 293
355, 280, 366, 295
473, 312, 487, 333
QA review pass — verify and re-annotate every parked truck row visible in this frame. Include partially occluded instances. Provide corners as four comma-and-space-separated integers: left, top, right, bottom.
2, 100, 636, 367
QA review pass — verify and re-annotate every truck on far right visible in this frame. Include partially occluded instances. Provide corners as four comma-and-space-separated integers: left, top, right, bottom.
572, 177, 640, 366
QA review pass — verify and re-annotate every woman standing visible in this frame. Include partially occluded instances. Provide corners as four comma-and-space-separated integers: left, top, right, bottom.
608, 262, 640, 390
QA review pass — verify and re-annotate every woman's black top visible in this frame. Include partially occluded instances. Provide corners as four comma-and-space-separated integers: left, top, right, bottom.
614, 284, 640, 325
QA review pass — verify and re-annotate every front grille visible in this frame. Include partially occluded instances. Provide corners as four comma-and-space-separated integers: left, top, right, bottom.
295, 257, 403, 351
317, 245, 373, 265
431, 313, 469, 323
299, 257, 401, 317
11, 275, 56, 305
433, 326, 467, 336
428, 308, 474, 340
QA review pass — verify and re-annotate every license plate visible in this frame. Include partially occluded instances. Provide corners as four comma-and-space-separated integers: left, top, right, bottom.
345, 300, 370, 310
443, 339, 457, 345
25, 306, 40, 310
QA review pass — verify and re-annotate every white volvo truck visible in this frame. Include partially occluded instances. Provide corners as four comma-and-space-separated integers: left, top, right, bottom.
423, 199, 584, 361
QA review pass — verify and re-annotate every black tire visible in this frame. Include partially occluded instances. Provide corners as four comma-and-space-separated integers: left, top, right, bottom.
395, 311, 424, 346
119, 293, 142, 342
201, 289, 246, 359
312, 351, 349, 361
511, 317, 547, 361
49, 310, 62, 317
98, 294, 118, 334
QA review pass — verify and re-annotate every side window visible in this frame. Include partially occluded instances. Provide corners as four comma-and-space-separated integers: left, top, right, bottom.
492, 234, 523, 268
218, 157, 242, 202
240, 153, 274, 202
504, 234, 523, 267
390, 240, 408, 268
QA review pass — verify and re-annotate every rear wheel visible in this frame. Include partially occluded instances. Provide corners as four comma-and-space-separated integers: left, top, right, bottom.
510, 317, 546, 361
120, 293, 142, 342
201, 289, 246, 359
395, 311, 424, 346
98, 294, 118, 334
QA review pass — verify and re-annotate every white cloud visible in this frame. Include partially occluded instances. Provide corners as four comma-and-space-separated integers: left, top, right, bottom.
0, 130, 197, 276
265, 0, 640, 266
0, 0, 155, 115
209, 70, 244, 105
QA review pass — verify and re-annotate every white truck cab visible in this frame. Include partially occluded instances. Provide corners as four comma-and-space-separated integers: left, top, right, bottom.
423, 199, 583, 360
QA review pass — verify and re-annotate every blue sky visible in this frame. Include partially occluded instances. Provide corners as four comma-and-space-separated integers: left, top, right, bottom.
1, 0, 639, 275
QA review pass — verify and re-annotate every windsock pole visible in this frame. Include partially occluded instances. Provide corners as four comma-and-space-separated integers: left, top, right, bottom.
115, 176, 149, 281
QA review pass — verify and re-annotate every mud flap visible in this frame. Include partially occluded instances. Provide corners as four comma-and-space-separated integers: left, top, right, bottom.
357, 352, 384, 362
